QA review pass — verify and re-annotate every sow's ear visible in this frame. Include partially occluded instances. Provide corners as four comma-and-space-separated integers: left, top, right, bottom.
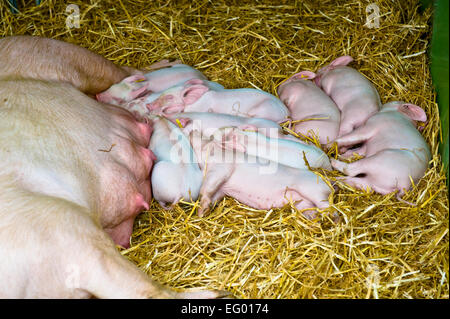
397, 103, 427, 122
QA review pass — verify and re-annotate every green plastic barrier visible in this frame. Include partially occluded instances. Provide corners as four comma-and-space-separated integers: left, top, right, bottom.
421, 0, 449, 182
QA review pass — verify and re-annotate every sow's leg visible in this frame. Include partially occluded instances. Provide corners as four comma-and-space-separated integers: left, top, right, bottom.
0, 35, 133, 94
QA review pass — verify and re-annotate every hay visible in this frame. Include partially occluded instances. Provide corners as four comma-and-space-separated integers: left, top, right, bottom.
1, 0, 448, 299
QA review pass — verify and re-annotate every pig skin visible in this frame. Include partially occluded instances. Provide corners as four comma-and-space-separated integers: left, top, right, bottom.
118, 79, 225, 112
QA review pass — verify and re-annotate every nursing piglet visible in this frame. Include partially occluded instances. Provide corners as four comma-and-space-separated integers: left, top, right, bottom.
299, 55, 381, 137
148, 79, 290, 123
96, 63, 209, 106
116, 91, 204, 207
277, 73, 340, 145
124, 80, 226, 114
149, 116, 203, 208
189, 133, 332, 217
331, 101, 430, 199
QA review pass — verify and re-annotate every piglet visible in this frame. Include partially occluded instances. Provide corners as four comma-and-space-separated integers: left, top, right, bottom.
96, 63, 209, 106
331, 101, 430, 200
218, 127, 332, 170
126, 80, 226, 113
166, 111, 285, 139
147, 78, 290, 123
298, 56, 381, 137
95, 74, 151, 106
149, 116, 203, 208
277, 73, 341, 145
144, 63, 207, 92
189, 132, 332, 218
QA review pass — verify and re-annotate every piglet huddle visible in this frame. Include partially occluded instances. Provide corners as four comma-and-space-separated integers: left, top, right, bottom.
97, 56, 430, 217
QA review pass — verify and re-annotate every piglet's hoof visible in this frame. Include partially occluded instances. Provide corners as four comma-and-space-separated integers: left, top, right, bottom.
301, 210, 319, 220
301, 210, 342, 224
330, 211, 342, 224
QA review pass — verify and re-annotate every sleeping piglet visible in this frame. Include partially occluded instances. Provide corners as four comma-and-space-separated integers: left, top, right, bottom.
298, 56, 381, 137
96, 63, 209, 106
277, 73, 340, 145
147, 78, 290, 123
331, 101, 430, 199
217, 127, 332, 170
189, 132, 332, 218
166, 111, 285, 139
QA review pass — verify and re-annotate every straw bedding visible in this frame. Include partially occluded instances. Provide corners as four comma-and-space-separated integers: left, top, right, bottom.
1, 0, 448, 298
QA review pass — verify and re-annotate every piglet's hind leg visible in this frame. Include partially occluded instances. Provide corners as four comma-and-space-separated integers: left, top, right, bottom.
198, 164, 234, 217
335, 123, 372, 151
293, 197, 318, 220
332, 157, 397, 195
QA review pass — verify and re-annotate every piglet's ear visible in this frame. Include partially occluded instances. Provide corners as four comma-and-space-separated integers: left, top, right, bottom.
124, 74, 147, 83
292, 71, 317, 80
330, 55, 354, 67
182, 84, 209, 105
129, 86, 149, 100
162, 104, 185, 115
398, 103, 427, 122
146, 100, 160, 111
185, 78, 205, 86
172, 117, 190, 128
